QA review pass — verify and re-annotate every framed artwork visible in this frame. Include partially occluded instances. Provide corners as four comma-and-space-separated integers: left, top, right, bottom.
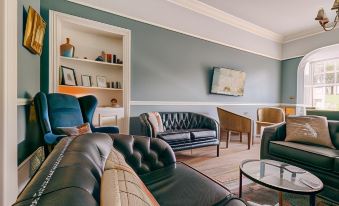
61, 66, 77, 86
23, 6, 46, 55
211, 67, 246, 96
97, 76, 107, 88
81, 75, 92, 87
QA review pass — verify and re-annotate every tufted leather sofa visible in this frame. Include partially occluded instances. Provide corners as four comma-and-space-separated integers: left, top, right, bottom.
13, 133, 247, 206
140, 112, 220, 156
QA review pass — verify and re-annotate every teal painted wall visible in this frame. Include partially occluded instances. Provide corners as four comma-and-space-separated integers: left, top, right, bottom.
281, 57, 303, 104
17, 0, 42, 164
40, 0, 281, 103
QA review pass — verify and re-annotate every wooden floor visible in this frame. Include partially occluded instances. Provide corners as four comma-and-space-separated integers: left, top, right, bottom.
176, 134, 261, 185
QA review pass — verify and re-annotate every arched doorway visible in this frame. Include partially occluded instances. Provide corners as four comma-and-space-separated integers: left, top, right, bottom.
297, 44, 339, 110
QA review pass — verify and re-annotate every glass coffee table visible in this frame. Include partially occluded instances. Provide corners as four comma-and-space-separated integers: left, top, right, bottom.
239, 159, 323, 206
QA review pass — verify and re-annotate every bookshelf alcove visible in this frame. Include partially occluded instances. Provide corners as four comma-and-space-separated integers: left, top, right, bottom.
49, 11, 131, 134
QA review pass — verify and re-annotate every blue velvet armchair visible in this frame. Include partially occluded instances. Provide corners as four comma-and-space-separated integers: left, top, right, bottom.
34, 92, 119, 144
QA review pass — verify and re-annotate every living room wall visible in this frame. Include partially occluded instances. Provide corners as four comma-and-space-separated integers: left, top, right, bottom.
280, 57, 303, 104
17, 0, 42, 164
40, 0, 282, 134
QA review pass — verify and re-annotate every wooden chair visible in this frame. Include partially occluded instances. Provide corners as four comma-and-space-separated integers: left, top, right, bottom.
217, 107, 253, 150
256, 107, 285, 136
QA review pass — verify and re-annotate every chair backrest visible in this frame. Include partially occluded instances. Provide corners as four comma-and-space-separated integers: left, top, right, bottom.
217, 107, 252, 133
47, 93, 84, 131
257, 107, 285, 123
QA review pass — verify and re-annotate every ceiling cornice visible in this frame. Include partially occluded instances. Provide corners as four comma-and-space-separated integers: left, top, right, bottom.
283, 26, 339, 43
167, 0, 284, 43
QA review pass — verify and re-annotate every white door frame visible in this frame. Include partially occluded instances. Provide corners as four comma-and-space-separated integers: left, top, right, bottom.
0, 0, 18, 205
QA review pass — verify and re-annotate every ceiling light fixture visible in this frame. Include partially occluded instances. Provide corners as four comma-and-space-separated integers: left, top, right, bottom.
315, 0, 339, 31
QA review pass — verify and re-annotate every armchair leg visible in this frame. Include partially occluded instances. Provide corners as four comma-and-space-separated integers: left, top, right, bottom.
226, 130, 229, 148
247, 132, 251, 150
217, 144, 220, 157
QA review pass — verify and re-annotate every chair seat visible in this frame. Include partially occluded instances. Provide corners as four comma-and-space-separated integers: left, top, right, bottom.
140, 162, 245, 206
269, 141, 339, 171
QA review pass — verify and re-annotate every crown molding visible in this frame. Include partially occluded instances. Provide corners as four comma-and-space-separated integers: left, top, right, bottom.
167, 0, 284, 43
283, 26, 339, 43
67, 0, 282, 60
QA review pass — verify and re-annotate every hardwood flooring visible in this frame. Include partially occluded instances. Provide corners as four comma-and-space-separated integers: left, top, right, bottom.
176, 134, 261, 185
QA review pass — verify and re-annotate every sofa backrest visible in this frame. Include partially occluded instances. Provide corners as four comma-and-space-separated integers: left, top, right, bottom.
328, 121, 339, 149
159, 112, 209, 130
13, 133, 113, 206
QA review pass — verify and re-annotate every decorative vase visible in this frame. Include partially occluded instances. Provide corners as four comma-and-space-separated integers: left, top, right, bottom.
60, 38, 75, 57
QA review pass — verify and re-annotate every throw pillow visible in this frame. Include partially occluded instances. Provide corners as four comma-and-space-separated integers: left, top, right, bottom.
57, 122, 92, 136
147, 112, 165, 136
285, 116, 335, 149
101, 149, 160, 206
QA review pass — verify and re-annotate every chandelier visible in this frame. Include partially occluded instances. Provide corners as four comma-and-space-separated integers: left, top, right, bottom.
315, 0, 339, 31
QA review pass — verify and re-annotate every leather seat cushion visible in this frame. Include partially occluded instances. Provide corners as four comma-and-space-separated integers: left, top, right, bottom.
334, 157, 339, 173
140, 162, 231, 206
269, 141, 339, 171
190, 129, 216, 139
157, 130, 190, 141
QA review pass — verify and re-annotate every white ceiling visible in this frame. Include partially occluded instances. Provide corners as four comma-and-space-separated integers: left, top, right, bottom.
199, 0, 335, 38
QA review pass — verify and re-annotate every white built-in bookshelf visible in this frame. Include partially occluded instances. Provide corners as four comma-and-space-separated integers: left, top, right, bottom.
49, 11, 131, 134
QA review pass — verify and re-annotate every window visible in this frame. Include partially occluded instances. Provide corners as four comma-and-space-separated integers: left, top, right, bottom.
304, 59, 339, 110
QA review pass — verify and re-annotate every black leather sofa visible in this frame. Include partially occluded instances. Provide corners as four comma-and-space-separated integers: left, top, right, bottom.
13, 133, 246, 206
140, 112, 220, 156
261, 122, 339, 202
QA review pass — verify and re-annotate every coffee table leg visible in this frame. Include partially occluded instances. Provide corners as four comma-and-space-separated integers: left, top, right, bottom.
279, 191, 283, 206
239, 170, 242, 198
309, 194, 316, 206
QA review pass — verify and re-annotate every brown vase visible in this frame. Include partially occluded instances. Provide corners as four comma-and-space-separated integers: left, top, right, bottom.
60, 38, 75, 57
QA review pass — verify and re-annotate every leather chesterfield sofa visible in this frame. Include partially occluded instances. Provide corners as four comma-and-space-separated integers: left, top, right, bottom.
261, 121, 339, 202
140, 112, 220, 156
13, 133, 247, 206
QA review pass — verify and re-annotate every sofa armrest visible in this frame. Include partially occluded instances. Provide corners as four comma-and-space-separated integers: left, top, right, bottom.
139, 113, 153, 137
260, 123, 286, 159
200, 114, 220, 139
110, 134, 176, 175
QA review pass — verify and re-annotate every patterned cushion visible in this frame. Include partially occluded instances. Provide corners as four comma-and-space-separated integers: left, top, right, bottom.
147, 112, 165, 136
56, 122, 92, 136
101, 149, 159, 206
285, 116, 335, 149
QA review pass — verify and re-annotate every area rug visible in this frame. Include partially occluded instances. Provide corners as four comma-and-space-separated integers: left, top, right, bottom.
224, 178, 338, 206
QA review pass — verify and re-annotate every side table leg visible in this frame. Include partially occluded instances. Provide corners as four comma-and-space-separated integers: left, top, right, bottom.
309, 194, 316, 206
239, 170, 242, 198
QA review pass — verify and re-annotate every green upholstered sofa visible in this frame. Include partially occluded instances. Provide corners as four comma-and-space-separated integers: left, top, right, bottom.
261, 121, 339, 203
306, 109, 339, 121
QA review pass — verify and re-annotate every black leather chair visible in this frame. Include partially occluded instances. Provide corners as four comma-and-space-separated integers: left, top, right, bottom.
140, 112, 220, 156
34, 92, 119, 145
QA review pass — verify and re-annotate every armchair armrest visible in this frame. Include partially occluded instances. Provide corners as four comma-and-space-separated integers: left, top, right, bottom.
260, 123, 286, 159
110, 134, 176, 175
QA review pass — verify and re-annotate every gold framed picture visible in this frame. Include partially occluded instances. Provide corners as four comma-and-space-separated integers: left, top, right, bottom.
23, 6, 46, 55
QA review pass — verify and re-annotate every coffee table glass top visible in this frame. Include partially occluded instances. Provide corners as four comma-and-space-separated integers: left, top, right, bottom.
240, 159, 323, 194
